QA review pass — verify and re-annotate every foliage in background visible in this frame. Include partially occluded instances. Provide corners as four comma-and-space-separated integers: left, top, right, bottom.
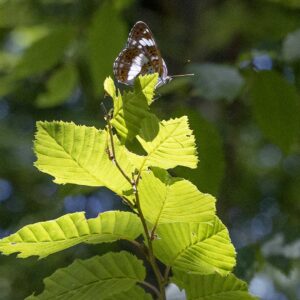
0, 0, 300, 299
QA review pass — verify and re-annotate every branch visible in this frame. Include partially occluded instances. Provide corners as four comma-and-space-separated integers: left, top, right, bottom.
132, 178, 166, 300
101, 102, 132, 185
101, 102, 166, 300
139, 281, 161, 299
163, 266, 171, 285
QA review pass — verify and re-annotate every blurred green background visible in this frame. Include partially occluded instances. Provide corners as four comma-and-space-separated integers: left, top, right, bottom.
0, 0, 300, 299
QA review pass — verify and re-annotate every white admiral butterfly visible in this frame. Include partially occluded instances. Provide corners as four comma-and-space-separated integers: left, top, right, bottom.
113, 21, 193, 88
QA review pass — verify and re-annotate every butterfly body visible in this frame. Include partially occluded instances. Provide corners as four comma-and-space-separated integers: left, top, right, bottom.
113, 21, 171, 88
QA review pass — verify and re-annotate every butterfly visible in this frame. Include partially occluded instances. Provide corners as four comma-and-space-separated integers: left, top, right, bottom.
113, 21, 193, 88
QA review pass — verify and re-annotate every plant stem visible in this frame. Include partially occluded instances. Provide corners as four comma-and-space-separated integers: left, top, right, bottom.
132, 179, 166, 300
163, 266, 171, 284
102, 106, 167, 300
140, 281, 161, 299
101, 102, 132, 185
107, 121, 132, 185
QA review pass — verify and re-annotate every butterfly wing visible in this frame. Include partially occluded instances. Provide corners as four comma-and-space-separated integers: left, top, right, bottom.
113, 47, 145, 85
113, 21, 167, 85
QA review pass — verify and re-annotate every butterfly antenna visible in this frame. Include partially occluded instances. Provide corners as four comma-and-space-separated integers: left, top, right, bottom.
169, 73, 195, 79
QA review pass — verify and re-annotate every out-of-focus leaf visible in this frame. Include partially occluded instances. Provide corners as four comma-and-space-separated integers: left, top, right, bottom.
267, 256, 293, 276
282, 28, 300, 62
87, 3, 127, 94
0, 76, 17, 96
0, 0, 37, 27
36, 64, 78, 108
138, 168, 216, 225
26, 251, 146, 299
190, 63, 244, 102
258, 264, 300, 300
196, 0, 300, 57
262, 234, 300, 259
0, 52, 19, 71
40, 0, 74, 3
193, 1, 249, 56
175, 109, 225, 196
13, 27, 74, 79
173, 271, 258, 300
158, 77, 192, 95
0, 211, 142, 258
249, 71, 300, 153
112, 0, 135, 11
153, 216, 236, 276
9, 26, 50, 52
266, 0, 300, 8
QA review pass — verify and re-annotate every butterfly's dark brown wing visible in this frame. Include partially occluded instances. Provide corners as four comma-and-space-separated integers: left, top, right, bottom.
113, 21, 167, 85
113, 47, 145, 84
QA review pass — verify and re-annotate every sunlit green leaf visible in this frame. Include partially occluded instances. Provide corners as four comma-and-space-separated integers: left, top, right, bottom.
190, 63, 244, 102
36, 64, 78, 108
249, 71, 300, 153
173, 270, 258, 300
139, 168, 215, 226
26, 251, 146, 299
14, 27, 74, 79
87, 3, 127, 94
105, 74, 157, 141
137, 114, 198, 170
34, 121, 134, 197
153, 216, 236, 276
0, 211, 142, 258
175, 109, 225, 195
104, 76, 117, 99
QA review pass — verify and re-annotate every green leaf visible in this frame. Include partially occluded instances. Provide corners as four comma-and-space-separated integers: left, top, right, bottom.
34, 121, 134, 197
249, 71, 300, 153
134, 73, 158, 106
173, 271, 258, 300
282, 28, 300, 62
137, 114, 198, 170
105, 286, 152, 300
175, 109, 225, 195
139, 168, 216, 225
266, 0, 300, 8
153, 216, 236, 276
0, 211, 142, 258
0, 1, 36, 27
87, 3, 127, 94
0, 75, 17, 97
26, 251, 146, 299
36, 64, 78, 108
14, 27, 74, 79
190, 63, 244, 102
0, 51, 18, 72
104, 76, 117, 99
105, 74, 157, 141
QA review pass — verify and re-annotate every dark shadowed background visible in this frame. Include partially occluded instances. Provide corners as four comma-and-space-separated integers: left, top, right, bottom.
0, 0, 300, 299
